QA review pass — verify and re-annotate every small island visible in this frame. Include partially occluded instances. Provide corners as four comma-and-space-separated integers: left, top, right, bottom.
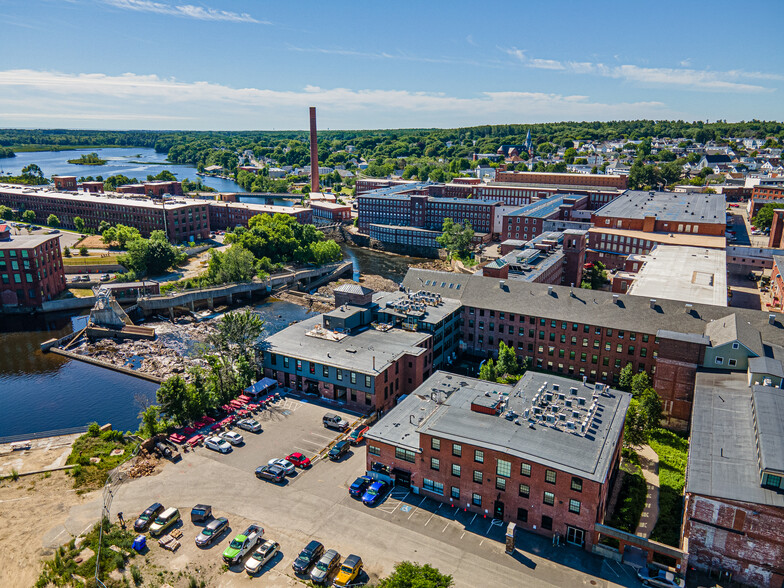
67, 152, 107, 165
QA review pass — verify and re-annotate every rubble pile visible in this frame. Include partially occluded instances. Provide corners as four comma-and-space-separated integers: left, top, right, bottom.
127, 450, 159, 478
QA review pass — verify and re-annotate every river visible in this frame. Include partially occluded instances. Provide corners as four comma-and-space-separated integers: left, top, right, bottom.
0, 147, 244, 193
340, 243, 429, 283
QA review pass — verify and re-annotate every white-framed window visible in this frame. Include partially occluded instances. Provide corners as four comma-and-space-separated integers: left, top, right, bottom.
728, 358, 737, 367
715, 356, 724, 365
732, 342, 740, 349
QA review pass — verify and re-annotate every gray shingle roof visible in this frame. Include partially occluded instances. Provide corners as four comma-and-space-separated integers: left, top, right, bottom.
751, 385, 784, 475
704, 314, 764, 357
748, 356, 784, 379
334, 283, 374, 296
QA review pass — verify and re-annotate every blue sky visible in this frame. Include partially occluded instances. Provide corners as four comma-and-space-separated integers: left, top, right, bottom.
1, 0, 783, 130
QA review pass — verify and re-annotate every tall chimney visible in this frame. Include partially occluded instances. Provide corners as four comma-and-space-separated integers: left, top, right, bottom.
309, 107, 319, 193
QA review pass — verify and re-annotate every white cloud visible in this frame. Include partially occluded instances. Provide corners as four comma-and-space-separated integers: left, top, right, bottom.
0, 69, 675, 130
101, 0, 264, 23
503, 47, 779, 93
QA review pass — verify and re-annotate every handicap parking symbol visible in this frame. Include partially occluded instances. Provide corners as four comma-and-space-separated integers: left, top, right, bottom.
400, 505, 412, 512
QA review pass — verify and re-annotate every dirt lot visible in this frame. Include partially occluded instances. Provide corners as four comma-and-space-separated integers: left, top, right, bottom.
74, 235, 111, 250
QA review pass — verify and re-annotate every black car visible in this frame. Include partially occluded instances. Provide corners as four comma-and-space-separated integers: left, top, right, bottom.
328, 440, 351, 461
133, 502, 164, 532
349, 475, 373, 498
292, 540, 324, 575
195, 516, 228, 547
191, 504, 212, 523
255, 464, 286, 483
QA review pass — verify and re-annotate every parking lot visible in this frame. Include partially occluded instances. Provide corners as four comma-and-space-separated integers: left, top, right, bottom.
63, 396, 638, 587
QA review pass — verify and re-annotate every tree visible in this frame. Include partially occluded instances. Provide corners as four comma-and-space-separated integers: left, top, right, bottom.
97, 220, 110, 234
436, 218, 474, 258
206, 245, 257, 284
21, 210, 36, 223
619, 363, 634, 392
139, 405, 160, 438
119, 237, 178, 276
496, 341, 519, 377
73, 216, 85, 233
373, 561, 453, 588
79, 246, 88, 256
21, 163, 44, 179
47, 214, 60, 228
156, 376, 189, 423
631, 372, 651, 397
0, 205, 14, 221
102, 224, 141, 248
63, 246, 71, 257
478, 359, 497, 382
309, 240, 342, 265
624, 399, 647, 447
753, 203, 784, 231
638, 388, 662, 431
581, 261, 608, 290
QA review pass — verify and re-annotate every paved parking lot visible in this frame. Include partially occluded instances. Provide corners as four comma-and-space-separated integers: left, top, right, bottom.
60, 397, 638, 587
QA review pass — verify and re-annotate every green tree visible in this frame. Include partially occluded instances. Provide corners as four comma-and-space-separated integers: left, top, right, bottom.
309, 240, 342, 265
0, 205, 14, 221
639, 388, 663, 431
208, 309, 265, 363
22, 163, 44, 179
624, 399, 647, 447
47, 214, 60, 227
97, 220, 110, 234
478, 359, 497, 382
631, 372, 651, 397
373, 561, 453, 588
156, 376, 189, 423
496, 341, 519, 377
139, 405, 160, 438
581, 261, 608, 290
206, 245, 257, 284
73, 216, 85, 233
102, 224, 141, 248
22, 209, 36, 223
752, 203, 784, 231
619, 363, 634, 392
63, 246, 71, 257
436, 218, 474, 258
79, 246, 88, 256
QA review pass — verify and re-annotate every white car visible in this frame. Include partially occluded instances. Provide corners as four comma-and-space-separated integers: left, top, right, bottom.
237, 418, 262, 433
205, 436, 232, 453
219, 431, 244, 446
244, 539, 280, 575
267, 458, 295, 475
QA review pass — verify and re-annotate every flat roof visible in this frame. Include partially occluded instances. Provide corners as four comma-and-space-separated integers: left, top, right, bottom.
593, 190, 725, 224
368, 371, 630, 483
751, 385, 784, 475
507, 195, 569, 219
374, 291, 462, 326
588, 227, 726, 249
0, 232, 60, 249
0, 184, 202, 211
209, 201, 308, 213
687, 371, 784, 507
627, 245, 727, 307
264, 315, 428, 376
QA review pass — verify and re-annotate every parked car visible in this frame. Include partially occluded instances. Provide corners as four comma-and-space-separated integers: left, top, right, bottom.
245, 539, 280, 575
219, 431, 244, 446
637, 567, 683, 588
362, 481, 389, 506
310, 548, 341, 584
195, 516, 228, 547
267, 458, 295, 475
292, 540, 324, 575
349, 476, 373, 499
334, 554, 363, 587
99, 274, 111, 281
133, 502, 164, 532
328, 440, 350, 461
323, 413, 349, 431
237, 418, 262, 432
222, 524, 264, 565
205, 436, 232, 453
255, 464, 286, 483
190, 504, 212, 522
348, 425, 369, 445
286, 452, 311, 468
149, 507, 180, 537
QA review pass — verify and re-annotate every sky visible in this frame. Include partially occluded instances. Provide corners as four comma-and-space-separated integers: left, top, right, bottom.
1, 0, 783, 131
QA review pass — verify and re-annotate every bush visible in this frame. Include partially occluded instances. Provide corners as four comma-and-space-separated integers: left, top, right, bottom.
87, 422, 101, 437
130, 565, 142, 586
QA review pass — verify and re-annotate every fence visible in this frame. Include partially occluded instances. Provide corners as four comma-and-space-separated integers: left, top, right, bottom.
0, 425, 89, 446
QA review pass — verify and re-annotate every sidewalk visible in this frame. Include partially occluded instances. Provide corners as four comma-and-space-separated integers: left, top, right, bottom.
635, 444, 660, 538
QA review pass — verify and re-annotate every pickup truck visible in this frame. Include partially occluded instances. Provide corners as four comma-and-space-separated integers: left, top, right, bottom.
223, 524, 264, 565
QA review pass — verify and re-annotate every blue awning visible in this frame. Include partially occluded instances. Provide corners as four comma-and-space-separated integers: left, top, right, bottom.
245, 378, 277, 397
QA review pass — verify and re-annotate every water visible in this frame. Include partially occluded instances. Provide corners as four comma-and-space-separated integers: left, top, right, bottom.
341, 243, 429, 283
0, 147, 243, 192
0, 300, 315, 439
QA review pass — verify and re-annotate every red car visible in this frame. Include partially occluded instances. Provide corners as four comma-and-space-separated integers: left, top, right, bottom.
286, 452, 312, 468
348, 425, 369, 445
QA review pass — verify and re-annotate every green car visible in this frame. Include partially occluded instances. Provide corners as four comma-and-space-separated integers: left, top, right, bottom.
222, 524, 263, 565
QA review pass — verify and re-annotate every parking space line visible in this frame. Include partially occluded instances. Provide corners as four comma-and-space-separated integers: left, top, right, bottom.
407, 496, 428, 520
424, 503, 442, 526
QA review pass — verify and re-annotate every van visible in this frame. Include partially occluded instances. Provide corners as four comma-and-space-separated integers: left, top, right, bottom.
323, 413, 349, 431
149, 507, 180, 536
190, 504, 212, 523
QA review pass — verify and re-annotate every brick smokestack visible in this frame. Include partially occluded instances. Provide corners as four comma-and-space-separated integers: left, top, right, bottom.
309, 107, 319, 193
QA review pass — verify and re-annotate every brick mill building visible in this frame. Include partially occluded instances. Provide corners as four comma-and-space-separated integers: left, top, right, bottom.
365, 371, 631, 549
207, 201, 312, 231
0, 231, 66, 308
494, 170, 628, 190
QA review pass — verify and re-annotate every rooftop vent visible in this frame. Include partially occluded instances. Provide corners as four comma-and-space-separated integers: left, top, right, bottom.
770, 314, 776, 325
499, 280, 506, 289
612, 294, 620, 305
650, 298, 657, 309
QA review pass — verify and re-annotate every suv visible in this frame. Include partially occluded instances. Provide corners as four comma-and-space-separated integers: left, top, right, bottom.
190, 504, 212, 523
149, 507, 180, 537
310, 548, 341, 584
328, 440, 350, 461
133, 502, 164, 532
222, 524, 264, 565
334, 554, 363, 586
323, 413, 349, 431
348, 425, 369, 445
292, 540, 324, 575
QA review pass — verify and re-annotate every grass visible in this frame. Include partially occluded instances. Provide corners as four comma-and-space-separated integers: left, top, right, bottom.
65, 426, 137, 490
63, 255, 119, 266
648, 428, 689, 547
604, 448, 648, 535
67, 288, 95, 298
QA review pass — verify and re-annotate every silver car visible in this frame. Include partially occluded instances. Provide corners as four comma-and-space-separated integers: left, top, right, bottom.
267, 458, 295, 476
195, 516, 228, 547
310, 548, 340, 584
205, 436, 232, 453
237, 418, 262, 433
245, 539, 280, 575
219, 431, 244, 446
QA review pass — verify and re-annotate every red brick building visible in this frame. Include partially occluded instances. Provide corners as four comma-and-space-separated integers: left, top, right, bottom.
771, 255, 784, 311
495, 170, 628, 190
365, 372, 630, 549
116, 181, 183, 197
501, 194, 589, 242
53, 176, 77, 191
207, 201, 312, 231
750, 184, 784, 217
311, 201, 352, 224
0, 233, 66, 308
80, 181, 104, 193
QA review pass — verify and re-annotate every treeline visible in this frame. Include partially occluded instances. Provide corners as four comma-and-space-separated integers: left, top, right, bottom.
0, 146, 14, 158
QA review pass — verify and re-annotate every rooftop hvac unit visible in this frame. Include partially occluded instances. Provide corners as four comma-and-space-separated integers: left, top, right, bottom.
557, 393, 565, 401
544, 393, 553, 402
559, 413, 566, 421
546, 415, 555, 424
552, 383, 559, 392
570, 387, 578, 395
572, 410, 579, 419
578, 397, 586, 406
567, 420, 576, 430
565, 399, 572, 407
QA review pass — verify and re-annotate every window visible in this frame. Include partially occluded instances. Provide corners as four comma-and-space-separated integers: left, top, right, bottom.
350, 371, 357, 384
763, 473, 783, 489
728, 358, 737, 367
395, 447, 416, 463
732, 342, 740, 349
283, 356, 290, 368
496, 477, 506, 490
715, 356, 724, 365
543, 491, 555, 506
519, 484, 530, 498
473, 470, 483, 484
322, 365, 329, 377
452, 443, 462, 457
496, 459, 511, 478
368, 445, 380, 456
309, 363, 315, 374
474, 450, 484, 463
472, 493, 482, 506
296, 359, 302, 370
571, 477, 583, 492
517, 508, 528, 523
541, 515, 553, 530
451, 486, 460, 499
423, 479, 444, 495
569, 499, 581, 514
431, 438, 441, 451
365, 375, 371, 387
337, 369, 343, 381
452, 464, 461, 477
545, 470, 557, 484
270, 353, 277, 366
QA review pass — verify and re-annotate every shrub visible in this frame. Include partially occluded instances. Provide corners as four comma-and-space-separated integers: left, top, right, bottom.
79, 246, 89, 256
10, 468, 19, 481
130, 565, 142, 586
87, 422, 101, 437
